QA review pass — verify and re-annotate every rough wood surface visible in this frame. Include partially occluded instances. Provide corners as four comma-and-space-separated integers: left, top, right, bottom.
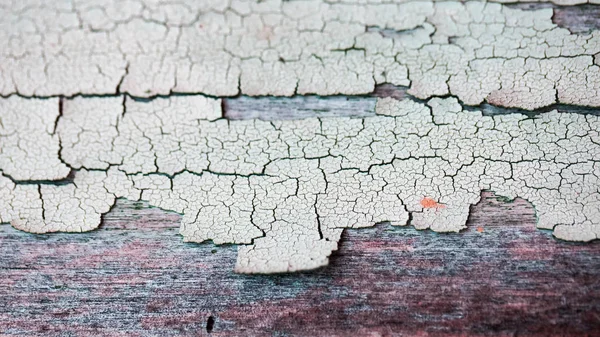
1, 2, 600, 335
1, 192, 598, 336
224, 95, 377, 120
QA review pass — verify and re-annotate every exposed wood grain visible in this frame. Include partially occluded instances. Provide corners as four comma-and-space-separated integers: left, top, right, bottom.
223, 95, 377, 120
2, 5, 600, 335
223, 84, 411, 120
224, 83, 600, 121
0, 192, 598, 336
552, 5, 600, 34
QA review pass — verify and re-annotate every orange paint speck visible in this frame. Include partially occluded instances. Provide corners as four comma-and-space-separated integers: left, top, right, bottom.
420, 197, 445, 209
477, 226, 484, 233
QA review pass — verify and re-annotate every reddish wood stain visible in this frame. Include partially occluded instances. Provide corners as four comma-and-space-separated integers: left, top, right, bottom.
0, 192, 598, 336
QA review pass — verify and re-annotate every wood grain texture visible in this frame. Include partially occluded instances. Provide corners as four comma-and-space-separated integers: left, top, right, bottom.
2, 5, 600, 335
223, 95, 377, 120
1, 192, 599, 336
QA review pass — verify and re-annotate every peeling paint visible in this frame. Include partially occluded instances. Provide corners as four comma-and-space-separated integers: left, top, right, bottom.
1, 1, 600, 110
2, 94, 600, 273
1, 0, 599, 274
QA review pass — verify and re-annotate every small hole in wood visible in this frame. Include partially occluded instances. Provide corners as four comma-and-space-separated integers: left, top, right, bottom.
206, 315, 215, 333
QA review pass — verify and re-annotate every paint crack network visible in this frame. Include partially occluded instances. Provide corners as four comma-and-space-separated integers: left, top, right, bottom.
1, 0, 599, 273
2, 95, 600, 273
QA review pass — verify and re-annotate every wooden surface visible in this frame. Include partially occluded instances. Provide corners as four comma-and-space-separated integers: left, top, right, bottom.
2, 4, 600, 336
4, 85, 600, 337
1, 192, 599, 336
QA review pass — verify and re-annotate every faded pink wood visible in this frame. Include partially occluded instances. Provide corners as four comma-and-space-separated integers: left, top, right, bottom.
0, 191, 598, 336
1, 5, 600, 335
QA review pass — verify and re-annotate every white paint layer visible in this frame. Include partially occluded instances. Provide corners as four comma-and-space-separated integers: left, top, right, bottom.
1, 1, 599, 110
1, 95, 599, 273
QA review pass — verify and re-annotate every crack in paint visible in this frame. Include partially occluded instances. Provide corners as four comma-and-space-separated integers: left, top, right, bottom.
1, 93, 599, 273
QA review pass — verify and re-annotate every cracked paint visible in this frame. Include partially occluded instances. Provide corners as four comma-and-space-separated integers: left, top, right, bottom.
1, 94, 600, 273
0, 1, 599, 110
1, 0, 599, 274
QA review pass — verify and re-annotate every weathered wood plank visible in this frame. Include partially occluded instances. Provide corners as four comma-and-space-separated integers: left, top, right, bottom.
1, 3, 600, 335
0, 192, 598, 336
